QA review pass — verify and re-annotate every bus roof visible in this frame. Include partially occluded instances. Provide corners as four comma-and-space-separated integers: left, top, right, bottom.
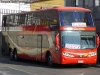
52, 6, 91, 12
3, 6, 91, 16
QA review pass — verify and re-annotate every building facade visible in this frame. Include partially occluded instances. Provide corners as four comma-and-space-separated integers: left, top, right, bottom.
30, 0, 64, 10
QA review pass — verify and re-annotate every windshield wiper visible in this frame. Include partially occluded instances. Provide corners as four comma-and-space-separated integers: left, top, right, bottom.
86, 38, 90, 47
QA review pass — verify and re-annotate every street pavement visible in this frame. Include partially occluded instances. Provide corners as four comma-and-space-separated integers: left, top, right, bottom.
0, 56, 100, 75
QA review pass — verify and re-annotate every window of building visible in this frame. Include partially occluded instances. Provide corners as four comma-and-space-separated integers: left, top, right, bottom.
88, 0, 93, 7
64, 0, 67, 6
76, 0, 79, 6
85, 0, 89, 7
78, 0, 84, 7
95, 0, 99, 6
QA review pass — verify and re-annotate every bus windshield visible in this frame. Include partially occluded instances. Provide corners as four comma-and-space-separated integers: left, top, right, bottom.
61, 31, 96, 49
59, 11, 93, 27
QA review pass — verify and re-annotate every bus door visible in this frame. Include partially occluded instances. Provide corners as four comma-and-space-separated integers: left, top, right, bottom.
37, 35, 42, 61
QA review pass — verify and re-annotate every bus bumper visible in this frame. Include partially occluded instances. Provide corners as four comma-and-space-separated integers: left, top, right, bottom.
61, 56, 97, 65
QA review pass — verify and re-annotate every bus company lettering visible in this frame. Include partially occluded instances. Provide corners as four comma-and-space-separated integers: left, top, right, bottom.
73, 28, 85, 30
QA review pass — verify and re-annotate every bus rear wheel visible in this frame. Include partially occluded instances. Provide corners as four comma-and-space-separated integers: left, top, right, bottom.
10, 50, 14, 61
47, 53, 53, 67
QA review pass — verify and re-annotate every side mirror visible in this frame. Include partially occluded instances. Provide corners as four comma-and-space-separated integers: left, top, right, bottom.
96, 34, 99, 48
55, 33, 60, 50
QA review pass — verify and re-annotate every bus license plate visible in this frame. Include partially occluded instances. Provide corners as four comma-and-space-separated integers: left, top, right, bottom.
78, 60, 84, 63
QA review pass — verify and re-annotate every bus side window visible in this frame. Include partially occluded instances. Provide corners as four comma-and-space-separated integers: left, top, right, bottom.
49, 10, 59, 31
9, 15, 14, 26
6, 16, 10, 26
14, 15, 19, 26
27, 13, 32, 26
31, 12, 40, 26
40, 11, 50, 25
50, 10, 58, 25
3, 16, 7, 27
25, 14, 28, 26
19, 14, 26, 26
31, 13, 36, 25
41, 16, 48, 25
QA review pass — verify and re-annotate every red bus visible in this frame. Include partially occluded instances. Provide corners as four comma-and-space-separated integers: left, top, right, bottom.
2, 6, 99, 66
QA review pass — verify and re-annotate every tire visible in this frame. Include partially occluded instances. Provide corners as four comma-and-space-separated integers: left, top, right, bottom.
10, 50, 14, 61
47, 53, 53, 67
13, 50, 19, 61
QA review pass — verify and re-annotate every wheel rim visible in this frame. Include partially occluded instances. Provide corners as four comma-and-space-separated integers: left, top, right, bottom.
14, 53, 17, 60
14, 51, 18, 60
10, 51, 13, 59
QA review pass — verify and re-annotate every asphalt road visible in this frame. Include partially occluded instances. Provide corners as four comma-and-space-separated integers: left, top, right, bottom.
0, 56, 100, 75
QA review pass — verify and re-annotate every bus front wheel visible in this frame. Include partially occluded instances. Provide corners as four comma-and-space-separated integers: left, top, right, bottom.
47, 53, 53, 67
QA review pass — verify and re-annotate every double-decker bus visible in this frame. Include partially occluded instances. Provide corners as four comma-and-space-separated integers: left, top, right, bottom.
2, 6, 99, 66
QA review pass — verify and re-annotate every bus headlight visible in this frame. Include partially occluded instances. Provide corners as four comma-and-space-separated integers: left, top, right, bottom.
88, 52, 97, 57
62, 52, 74, 57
